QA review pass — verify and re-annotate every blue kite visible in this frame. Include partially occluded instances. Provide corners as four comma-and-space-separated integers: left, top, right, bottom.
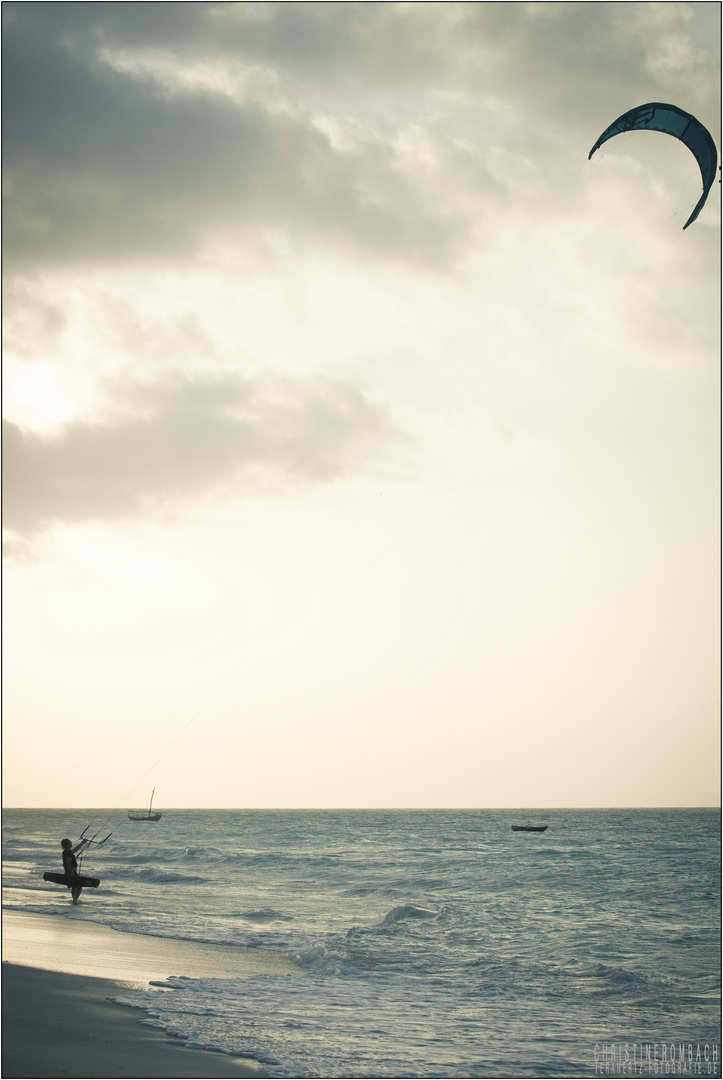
589, 102, 718, 228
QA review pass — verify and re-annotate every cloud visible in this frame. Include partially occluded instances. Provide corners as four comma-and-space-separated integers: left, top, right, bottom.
5, 3, 715, 277
1, 10, 475, 273
2, 370, 406, 538
2, 3, 718, 540
13, 4, 711, 107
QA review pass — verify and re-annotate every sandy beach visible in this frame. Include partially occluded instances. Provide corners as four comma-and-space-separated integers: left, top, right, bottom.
2, 910, 303, 1079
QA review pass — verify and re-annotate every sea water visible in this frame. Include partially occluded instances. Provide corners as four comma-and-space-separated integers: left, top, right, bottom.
2, 808, 720, 1078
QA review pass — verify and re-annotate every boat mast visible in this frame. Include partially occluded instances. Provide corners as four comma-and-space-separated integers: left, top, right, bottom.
149, 788, 155, 814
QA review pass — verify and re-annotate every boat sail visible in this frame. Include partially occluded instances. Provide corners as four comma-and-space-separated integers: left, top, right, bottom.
128, 789, 162, 822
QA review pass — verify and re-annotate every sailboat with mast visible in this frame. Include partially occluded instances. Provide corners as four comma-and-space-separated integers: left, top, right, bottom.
128, 789, 162, 822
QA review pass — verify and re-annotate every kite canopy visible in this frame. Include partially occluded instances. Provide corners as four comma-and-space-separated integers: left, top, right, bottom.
589, 102, 718, 229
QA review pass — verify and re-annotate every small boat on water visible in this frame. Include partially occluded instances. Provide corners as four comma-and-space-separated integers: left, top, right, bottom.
511, 825, 548, 832
128, 789, 162, 822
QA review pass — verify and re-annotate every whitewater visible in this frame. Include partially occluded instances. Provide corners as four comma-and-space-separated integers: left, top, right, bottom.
2, 808, 720, 1078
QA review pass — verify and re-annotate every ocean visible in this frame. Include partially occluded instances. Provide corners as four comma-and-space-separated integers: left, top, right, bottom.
2, 808, 720, 1078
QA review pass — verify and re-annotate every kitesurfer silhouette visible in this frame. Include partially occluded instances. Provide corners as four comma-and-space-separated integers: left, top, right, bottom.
61, 838, 82, 903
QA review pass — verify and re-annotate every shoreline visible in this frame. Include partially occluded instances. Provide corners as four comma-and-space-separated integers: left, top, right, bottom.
2, 909, 304, 1079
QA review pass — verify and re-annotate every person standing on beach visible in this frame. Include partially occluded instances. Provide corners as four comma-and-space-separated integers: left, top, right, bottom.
61, 838, 82, 903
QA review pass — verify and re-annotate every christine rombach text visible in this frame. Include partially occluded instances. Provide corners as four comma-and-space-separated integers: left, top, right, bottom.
594, 1043, 720, 1076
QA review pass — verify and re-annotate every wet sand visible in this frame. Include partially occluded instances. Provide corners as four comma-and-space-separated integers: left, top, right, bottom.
2, 910, 303, 1079
3, 909, 302, 985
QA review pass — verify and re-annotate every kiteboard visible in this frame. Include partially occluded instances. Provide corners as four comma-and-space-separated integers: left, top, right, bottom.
43, 872, 100, 888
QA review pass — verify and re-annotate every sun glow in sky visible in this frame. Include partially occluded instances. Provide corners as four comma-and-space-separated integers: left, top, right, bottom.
3, 2, 720, 809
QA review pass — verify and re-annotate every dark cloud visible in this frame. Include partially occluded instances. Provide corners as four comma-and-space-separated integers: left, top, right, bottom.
5, 3, 714, 276
1, 7, 475, 273
2, 371, 406, 537
9, 3, 713, 105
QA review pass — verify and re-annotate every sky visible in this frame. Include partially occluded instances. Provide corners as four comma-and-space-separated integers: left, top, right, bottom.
3, 2, 720, 810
